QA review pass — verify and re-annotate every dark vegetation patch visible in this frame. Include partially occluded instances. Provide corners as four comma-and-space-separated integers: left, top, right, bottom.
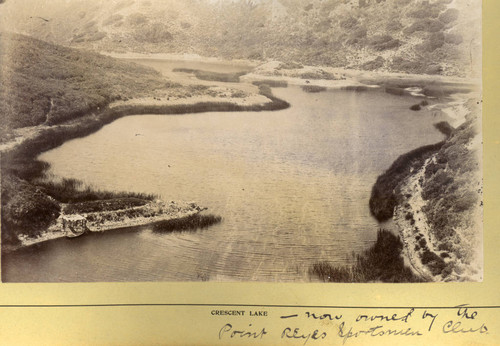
277, 62, 303, 70
420, 249, 446, 276
64, 197, 150, 214
301, 85, 327, 93
299, 70, 338, 80
444, 33, 463, 45
434, 121, 454, 137
1, 175, 61, 240
36, 178, 156, 204
368, 35, 401, 51
346, 26, 368, 46
439, 8, 459, 24
252, 80, 288, 88
418, 32, 445, 53
339, 17, 358, 30
133, 23, 174, 43
361, 56, 385, 71
422, 84, 475, 98
310, 229, 423, 283
341, 85, 368, 92
390, 57, 442, 75
173, 68, 246, 83
152, 214, 222, 233
410, 99, 431, 111
385, 86, 407, 96
403, 18, 445, 35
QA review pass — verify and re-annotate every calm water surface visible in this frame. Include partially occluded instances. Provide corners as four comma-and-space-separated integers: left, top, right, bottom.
2, 65, 449, 282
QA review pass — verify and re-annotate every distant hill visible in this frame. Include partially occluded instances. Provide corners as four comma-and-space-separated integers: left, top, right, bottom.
1, 0, 481, 77
0, 32, 167, 134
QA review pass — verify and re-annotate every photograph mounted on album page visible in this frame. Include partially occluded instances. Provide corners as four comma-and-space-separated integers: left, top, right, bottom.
0, 0, 497, 345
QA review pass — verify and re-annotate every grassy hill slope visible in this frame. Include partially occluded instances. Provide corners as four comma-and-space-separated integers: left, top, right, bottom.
1, 0, 481, 77
0, 32, 168, 136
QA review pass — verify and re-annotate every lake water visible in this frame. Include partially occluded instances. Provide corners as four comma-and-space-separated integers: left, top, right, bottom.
1, 62, 449, 282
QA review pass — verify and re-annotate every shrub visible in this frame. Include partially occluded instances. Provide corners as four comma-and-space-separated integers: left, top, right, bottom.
445, 33, 463, 45
134, 23, 173, 43
419, 238, 427, 248
361, 56, 385, 71
439, 8, 459, 24
340, 17, 358, 30
1, 175, 61, 238
404, 19, 444, 34
386, 21, 403, 32
347, 26, 368, 45
419, 32, 445, 52
441, 264, 453, 278
421, 249, 446, 275
408, 5, 441, 19
410, 104, 422, 111
390, 57, 443, 75
369, 35, 400, 51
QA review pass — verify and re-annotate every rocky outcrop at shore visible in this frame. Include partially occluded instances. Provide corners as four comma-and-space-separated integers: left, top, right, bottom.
372, 97, 482, 282
9, 200, 205, 252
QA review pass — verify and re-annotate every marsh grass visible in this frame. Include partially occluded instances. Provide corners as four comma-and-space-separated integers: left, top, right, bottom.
434, 121, 454, 137
64, 197, 150, 214
252, 80, 288, 88
152, 214, 222, 233
310, 229, 423, 283
173, 68, 246, 82
1, 86, 288, 242
37, 178, 156, 204
341, 85, 369, 92
301, 85, 327, 93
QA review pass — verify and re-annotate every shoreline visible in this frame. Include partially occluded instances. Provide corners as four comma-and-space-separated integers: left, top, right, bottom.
1, 81, 290, 252
4, 201, 204, 254
2, 56, 481, 281
103, 52, 480, 87
373, 95, 482, 282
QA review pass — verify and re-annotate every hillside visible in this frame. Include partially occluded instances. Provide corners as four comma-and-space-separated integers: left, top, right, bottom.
0, 32, 288, 248
1, 0, 481, 77
370, 99, 482, 281
0, 32, 170, 137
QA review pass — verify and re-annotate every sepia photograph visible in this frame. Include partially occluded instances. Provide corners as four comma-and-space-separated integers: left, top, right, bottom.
0, 0, 482, 283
